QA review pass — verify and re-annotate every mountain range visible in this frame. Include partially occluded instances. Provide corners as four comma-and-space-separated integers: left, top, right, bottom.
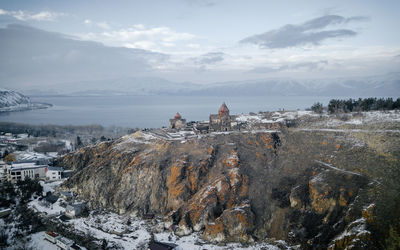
19, 72, 400, 98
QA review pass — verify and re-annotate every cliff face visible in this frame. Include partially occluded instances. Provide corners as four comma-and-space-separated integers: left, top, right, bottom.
57, 129, 399, 248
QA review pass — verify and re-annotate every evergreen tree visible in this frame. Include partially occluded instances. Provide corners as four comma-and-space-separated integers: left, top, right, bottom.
311, 102, 324, 114
76, 136, 83, 148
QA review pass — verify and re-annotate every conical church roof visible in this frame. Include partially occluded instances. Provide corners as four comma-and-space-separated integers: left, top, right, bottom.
174, 112, 182, 119
218, 102, 229, 116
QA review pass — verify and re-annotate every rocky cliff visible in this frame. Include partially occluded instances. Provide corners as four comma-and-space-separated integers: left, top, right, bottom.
58, 128, 400, 248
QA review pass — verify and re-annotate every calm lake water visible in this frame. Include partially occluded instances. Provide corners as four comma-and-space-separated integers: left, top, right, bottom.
0, 95, 337, 128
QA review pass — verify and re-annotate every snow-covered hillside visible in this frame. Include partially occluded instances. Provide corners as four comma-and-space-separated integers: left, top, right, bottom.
0, 88, 52, 112
0, 88, 30, 108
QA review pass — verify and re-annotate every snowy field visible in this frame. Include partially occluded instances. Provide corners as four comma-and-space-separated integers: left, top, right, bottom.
27, 232, 59, 250
311, 110, 400, 128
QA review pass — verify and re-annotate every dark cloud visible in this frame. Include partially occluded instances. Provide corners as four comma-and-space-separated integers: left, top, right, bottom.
240, 15, 368, 48
248, 60, 328, 74
0, 24, 168, 87
194, 52, 225, 65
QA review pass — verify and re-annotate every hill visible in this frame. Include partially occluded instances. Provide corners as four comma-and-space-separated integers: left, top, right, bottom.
57, 111, 400, 248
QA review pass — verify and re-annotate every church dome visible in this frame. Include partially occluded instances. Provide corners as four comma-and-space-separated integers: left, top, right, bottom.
174, 112, 182, 120
218, 102, 229, 116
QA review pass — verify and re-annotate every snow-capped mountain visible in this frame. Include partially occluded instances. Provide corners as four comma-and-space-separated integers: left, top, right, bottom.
0, 88, 51, 112
0, 88, 30, 108
181, 72, 400, 97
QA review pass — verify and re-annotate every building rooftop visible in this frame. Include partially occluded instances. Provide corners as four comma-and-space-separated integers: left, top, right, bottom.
10, 163, 48, 171
47, 166, 63, 172
57, 236, 74, 246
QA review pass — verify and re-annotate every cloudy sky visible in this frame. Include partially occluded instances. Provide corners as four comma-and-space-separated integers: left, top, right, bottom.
1, 0, 400, 86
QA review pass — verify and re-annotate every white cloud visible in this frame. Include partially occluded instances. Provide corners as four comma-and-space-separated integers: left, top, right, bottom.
133, 24, 145, 30
0, 8, 65, 21
78, 25, 196, 52
83, 19, 111, 30
96, 22, 111, 30
124, 41, 157, 50
187, 43, 201, 49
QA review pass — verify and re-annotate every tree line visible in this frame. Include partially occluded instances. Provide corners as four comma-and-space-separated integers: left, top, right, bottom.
311, 97, 400, 114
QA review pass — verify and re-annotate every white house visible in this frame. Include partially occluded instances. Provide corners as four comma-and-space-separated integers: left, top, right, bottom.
0, 160, 6, 182
44, 231, 60, 243
46, 166, 63, 181
6, 163, 47, 183
56, 237, 74, 250
65, 203, 85, 218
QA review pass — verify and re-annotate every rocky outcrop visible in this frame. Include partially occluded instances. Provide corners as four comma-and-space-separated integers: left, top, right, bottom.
57, 130, 387, 248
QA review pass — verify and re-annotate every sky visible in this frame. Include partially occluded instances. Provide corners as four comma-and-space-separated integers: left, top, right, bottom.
0, 0, 400, 87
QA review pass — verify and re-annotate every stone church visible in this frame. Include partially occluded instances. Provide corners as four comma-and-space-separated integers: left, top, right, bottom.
209, 103, 237, 131
169, 112, 186, 129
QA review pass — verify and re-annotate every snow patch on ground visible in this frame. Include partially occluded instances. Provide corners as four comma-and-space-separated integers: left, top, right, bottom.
27, 231, 59, 250
28, 196, 65, 216
235, 110, 324, 130
113, 131, 157, 151
315, 160, 362, 176
41, 180, 66, 193
13, 151, 55, 162
315, 110, 400, 128
300, 128, 400, 133
333, 218, 370, 242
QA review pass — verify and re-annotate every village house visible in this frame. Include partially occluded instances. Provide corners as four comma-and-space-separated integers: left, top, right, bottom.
6, 163, 47, 183
0, 160, 6, 182
56, 236, 75, 250
44, 231, 60, 243
169, 112, 186, 130
46, 166, 63, 181
65, 203, 86, 218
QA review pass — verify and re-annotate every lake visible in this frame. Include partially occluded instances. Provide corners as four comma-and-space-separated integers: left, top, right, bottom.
0, 95, 337, 128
